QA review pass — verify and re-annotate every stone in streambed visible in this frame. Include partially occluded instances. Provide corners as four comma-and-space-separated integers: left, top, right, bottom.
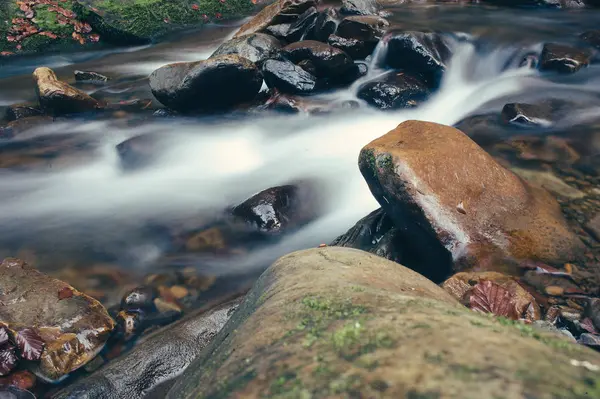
53, 297, 243, 399
211, 33, 282, 66
280, 7, 319, 42
340, 0, 381, 15
74, 70, 109, 84
539, 43, 591, 74
116, 132, 177, 171
233, 0, 317, 38
166, 247, 600, 399
149, 55, 263, 113
33, 67, 103, 116
4, 104, 43, 122
501, 103, 555, 127
328, 34, 373, 60
358, 120, 586, 279
0, 258, 114, 382
580, 30, 600, 49
384, 31, 452, 88
357, 72, 429, 109
336, 15, 389, 42
262, 59, 319, 94
282, 40, 356, 79
304, 9, 337, 42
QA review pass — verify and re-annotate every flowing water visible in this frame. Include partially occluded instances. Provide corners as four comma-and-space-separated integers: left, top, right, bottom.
1, 5, 600, 294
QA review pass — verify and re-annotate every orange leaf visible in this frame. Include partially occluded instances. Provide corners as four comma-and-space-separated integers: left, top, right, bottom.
469, 280, 519, 319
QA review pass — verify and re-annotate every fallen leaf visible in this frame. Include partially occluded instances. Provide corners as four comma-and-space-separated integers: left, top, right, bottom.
470, 280, 519, 319
15, 328, 44, 361
0, 347, 17, 376
88, 33, 100, 42
215, 12, 222, 18
192, 3, 199, 10
39, 31, 58, 39
0, 51, 15, 56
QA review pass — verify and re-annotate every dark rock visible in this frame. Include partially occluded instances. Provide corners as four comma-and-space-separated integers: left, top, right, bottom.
284, 7, 319, 42
264, 23, 292, 40
166, 247, 600, 399
328, 34, 374, 60
331, 208, 403, 263
262, 59, 319, 94
358, 120, 586, 279
53, 297, 243, 399
586, 298, 600, 331
336, 15, 389, 42
153, 109, 177, 118
304, 9, 337, 42
74, 70, 109, 84
4, 104, 43, 122
340, 0, 380, 16
211, 33, 282, 66
149, 55, 263, 113
580, 30, 600, 49
384, 31, 452, 87
282, 40, 356, 78
356, 61, 368, 76
578, 333, 600, 350
231, 184, 317, 233
120, 286, 158, 312
539, 43, 591, 74
501, 103, 554, 127
116, 133, 173, 171
0, 386, 34, 399
233, 0, 317, 38
0, 258, 114, 382
33, 67, 104, 116
357, 72, 429, 110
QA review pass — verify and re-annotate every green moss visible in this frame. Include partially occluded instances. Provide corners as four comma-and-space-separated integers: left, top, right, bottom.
359, 148, 377, 172
496, 317, 575, 351
331, 321, 395, 361
34, 5, 75, 36
376, 153, 394, 172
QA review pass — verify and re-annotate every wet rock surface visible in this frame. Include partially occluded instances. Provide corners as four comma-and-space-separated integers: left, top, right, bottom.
327, 34, 373, 59
340, 0, 381, 15
580, 30, 600, 49
33, 67, 103, 116
384, 31, 452, 87
166, 247, 600, 399
53, 297, 243, 399
539, 43, 591, 74
358, 120, 586, 280
262, 59, 319, 94
282, 40, 356, 79
211, 33, 282, 66
233, 0, 317, 38
73, 71, 109, 84
0, 258, 114, 382
501, 102, 556, 127
336, 15, 389, 42
4, 105, 43, 122
148, 54, 263, 113
357, 72, 429, 109
304, 9, 337, 42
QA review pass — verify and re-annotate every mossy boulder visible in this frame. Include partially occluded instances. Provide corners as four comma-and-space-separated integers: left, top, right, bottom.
166, 247, 600, 399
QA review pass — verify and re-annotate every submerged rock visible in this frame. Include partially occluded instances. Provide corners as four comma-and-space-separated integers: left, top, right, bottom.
73, 71, 109, 84
262, 59, 319, 94
4, 104, 43, 122
282, 40, 356, 79
33, 67, 103, 116
233, 0, 317, 38
384, 31, 452, 87
0, 258, 114, 382
501, 102, 555, 127
166, 247, 600, 399
580, 30, 600, 49
53, 297, 243, 399
539, 43, 591, 74
357, 72, 429, 109
211, 33, 282, 66
149, 55, 263, 113
358, 120, 585, 279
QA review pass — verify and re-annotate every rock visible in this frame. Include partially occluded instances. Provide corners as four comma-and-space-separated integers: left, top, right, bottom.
262, 59, 319, 94
579, 333, 600, 350
340, 0, 380, 15
358, 120, 586, 280
282, 40, 356, 79
265, 23, 293, 40
580, 30, 600, 49
282, 7, 319, 42
116, 132, 179, 171
233, 0, 317, 38
149, 55, 263, 113
384, 31, 452, 88
331, 208, 403, 263
327, 34, 373, 60
231, 184, 319, 233
357, 72, 429, 109
502, 135, 580, 164
0, 258, 114, 382
211, 33, 282, 66
4, 104, 43, 122
33, 67, 103, 116
585, 298, 600, 331
0, 386, 34, 399
442, 271, 541, 320
510, 168, 586, 199
336, 15, 389, 42
74, 70, 109, 84
539, 43, 591, 74
53, 297, 243, 399
120, 286, 158, 312
501, 103, 554, 127
166, 247, 600, 399
304, 9, 337, 42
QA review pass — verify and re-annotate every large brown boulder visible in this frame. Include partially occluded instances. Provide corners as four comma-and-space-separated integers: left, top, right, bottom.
0, 258, 114, 382
358, 120, 585, 280
166, 247, 600, 399
33, 67, 103, 116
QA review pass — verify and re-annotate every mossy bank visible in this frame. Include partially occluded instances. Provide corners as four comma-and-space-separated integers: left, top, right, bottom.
166, 247, 600, 399
0, 0, 256, 56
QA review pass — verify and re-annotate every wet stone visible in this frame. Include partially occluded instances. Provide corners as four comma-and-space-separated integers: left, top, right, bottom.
211, 33, 282, 66
357, 72, 429, 109
328, 34, 374, 60
304, 9, 337, 42
578, 333, 600, 350
4, 104, 43, 122
0, 258, 114, 382
73, 70, 110, 84
539, 43, 591, 74
283, 6, 319, 43
340, 0, 380, 16
501, 103, 554, 127
580, 30, 600, 49
336, 15, 389, 42
282, 40, 356, 79
120, 286, 158, 312
233, 0, 317, 38
262, 59, 319, 94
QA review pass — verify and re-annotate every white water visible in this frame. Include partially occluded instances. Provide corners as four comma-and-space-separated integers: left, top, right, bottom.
1, 31, 599, 275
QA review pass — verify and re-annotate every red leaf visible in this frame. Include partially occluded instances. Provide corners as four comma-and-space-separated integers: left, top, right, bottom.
581, 318, 598, 334
58, 286, 73, 300
81, 22, 92, 33
192, 3, 199, 9
16, 44, 22, 50
215, 12, 222, 18
15, 328, 44, 361
0, 347, 17, 376
19, 4, 30, 12
469, 280, 519, 319
163, 17, 170, 23
88, 33, 100, 42
220, 0, 226, 3
0, 51, 15, 56
25, 10, 34, 19
6, 36, 16, 42
39, 31, 58, 39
